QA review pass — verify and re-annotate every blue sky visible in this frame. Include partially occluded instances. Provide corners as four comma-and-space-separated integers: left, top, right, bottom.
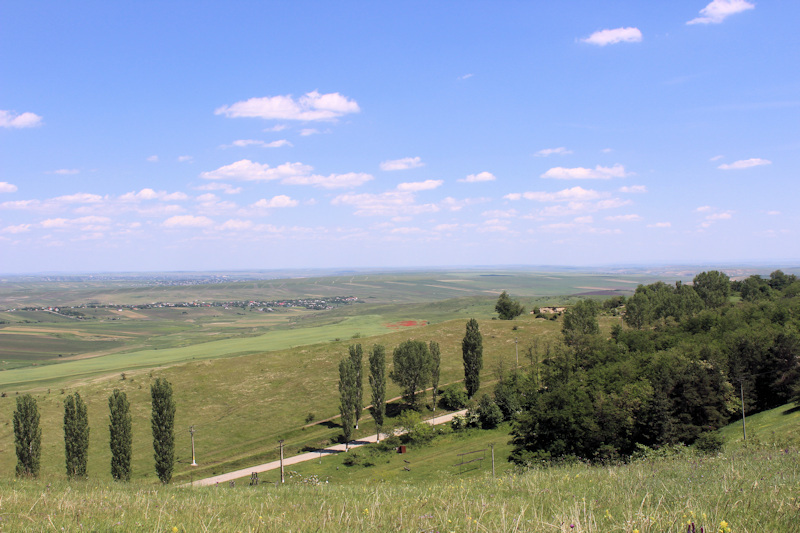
1, 1, 798, 273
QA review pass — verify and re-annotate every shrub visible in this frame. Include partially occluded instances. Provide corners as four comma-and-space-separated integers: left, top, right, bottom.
694, 432, 724, 454
441, 384, 468, 410
477, 394, 503, 429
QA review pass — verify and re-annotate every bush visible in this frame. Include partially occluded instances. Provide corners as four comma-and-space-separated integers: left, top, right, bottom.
477, 394, 503, 429
694, 432, 724, 454
441, 384, 468, 410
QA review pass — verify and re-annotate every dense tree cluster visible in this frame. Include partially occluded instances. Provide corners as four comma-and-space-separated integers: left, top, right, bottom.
495, 291, 525, 320
509, 271, 800, 464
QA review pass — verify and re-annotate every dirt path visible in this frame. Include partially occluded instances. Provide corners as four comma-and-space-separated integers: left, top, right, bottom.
185, 409, 468, 487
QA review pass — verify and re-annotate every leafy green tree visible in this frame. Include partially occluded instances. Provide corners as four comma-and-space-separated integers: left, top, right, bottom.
462, 318, 483, 398
562, 300, 599, 354
623, 289, 652, 329
368, 344, 386, 441
477, 394, 503, 429
429, 340, 441, 410
390, 340, 432, 410
338, 357, 357, 448
109, 389, 132, 481
14, 394, 41, 478
495, 290, 525, 320
349, 344, 363, 429
151, 378, 176, 483
64, 391, 89, 479
441, 383, 468, 410
693, 270, 730, 308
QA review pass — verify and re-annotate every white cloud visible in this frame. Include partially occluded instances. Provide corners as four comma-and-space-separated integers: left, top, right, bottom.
506, 186, 608, 203
0, 109, 43, 128
619, 185, 647, 193
606, 214, 642, 222
163, 215, 214, 228
264, 125, 287, 132
482, 209, 517, 218
119, 189, 188, 202
541, 164, 629, 179
397, 180, 443, 192
695, 206, 713, 212
225, 139, 293, 149
299, 128, 320, 136
282, 172, 373, 189
50, 169, 80, 175
0, 182, 18, 193
581, 27, 642, 46
687, 0, 755, 25
2, 224, 31, 234
215, 91, 360, 121
459, 171, 496, 183
766, 210, 781, 216
534, 147, 572, 157
439, 197, 489, 211
147, 155, 159, 163
196, 182, 242, 194
458, 73, 474, 81
380, 157, 424, 171
710, 155, 724, 161
332, 191, 438, 217
0, 199, 40, 210
647, 222, 672, 228
706, 212, 733, 221
54, 193, 103, 204
718, 158, 771, 170
574, 216, 594, 224
178, 155, 193, 163
201, 160, 312, 181
218, 219, 254, 231
391, 227, 424, 235
41, 218, 70, 228
253, 195, 298, 209
435, 223, 459, 231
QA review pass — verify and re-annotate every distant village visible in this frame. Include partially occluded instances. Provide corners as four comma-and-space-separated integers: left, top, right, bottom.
7, 296, 359, 317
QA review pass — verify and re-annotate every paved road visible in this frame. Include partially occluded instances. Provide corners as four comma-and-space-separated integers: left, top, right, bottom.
186, 409, 468, 487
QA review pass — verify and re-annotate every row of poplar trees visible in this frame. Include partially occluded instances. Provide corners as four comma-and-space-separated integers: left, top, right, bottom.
338, 318, 484, 446
12, 378, 176, 483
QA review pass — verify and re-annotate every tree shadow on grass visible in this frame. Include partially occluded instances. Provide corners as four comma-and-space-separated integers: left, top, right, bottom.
781, 405, 800, 415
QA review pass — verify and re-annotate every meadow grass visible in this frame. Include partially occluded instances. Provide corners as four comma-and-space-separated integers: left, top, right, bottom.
0, 444, 796, 532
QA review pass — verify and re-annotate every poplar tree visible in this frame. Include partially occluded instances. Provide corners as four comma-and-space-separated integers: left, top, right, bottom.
14, 394, 41, 478
64, 391, 90, 479
429, 340, 441, 410
462, 318, 484, 398
349, 344, 363, 430
368, 344, 386, 441
338, 357, 357, 450
109, 389, 132, 481
151, 378, 176, 483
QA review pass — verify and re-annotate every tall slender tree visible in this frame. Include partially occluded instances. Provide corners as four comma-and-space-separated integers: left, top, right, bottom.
151, 378, 176, 483
368, 344, 386, 441
429, 340, 441, 410
338, 357, 357, 450
64, 391, 90, 479
462, 318, 484, 398
390, 340, 433, 410
14, 394, 41, 478
109, 389, 132, 481
349, 344, 363, 429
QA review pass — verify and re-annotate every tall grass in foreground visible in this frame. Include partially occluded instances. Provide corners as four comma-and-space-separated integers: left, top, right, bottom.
1, 445, 798, 532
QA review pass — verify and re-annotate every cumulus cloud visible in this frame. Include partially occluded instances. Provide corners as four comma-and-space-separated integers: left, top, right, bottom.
300, 128, 321, 136
224, 139, 293, 149
54, 193, 104, 204
718, 158, 771, 170
163, 215, 214, 228
215, 91, 360, 121
2, 224, 31, 234
253, 195, 298, 209
435, 223, 459, 232
380, 157, 424, 171
195, 182, 242, 195
201, 160, 312, 181
619, 185, 647, 193
581, 27, 642, 46
218, 219, 254, 231
687, 0, 755, 25
505, 186, 608, 203
282, 172, 373, 189
541, 164, 629, 179
177, 155, 193, 163
534, 147, 572, 157
119, 189, 188, 202
0, 109, 43, 128
50, 169, 80, 175
648, 222, 672, 228
439, 197, 490, 212
147, 155, 159, 163
0, 182, 18, 193
332, 191, 438, 217
397, 180, 443, 192
459, 171, 496, 183
482, 209, 518, 219
606, 214, 642, 222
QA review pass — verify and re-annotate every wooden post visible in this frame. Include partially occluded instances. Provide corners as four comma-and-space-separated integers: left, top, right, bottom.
740, 380, 747, 446
490, 443, 495, 479
279, 439, 285, 483
514, 338, 518, 368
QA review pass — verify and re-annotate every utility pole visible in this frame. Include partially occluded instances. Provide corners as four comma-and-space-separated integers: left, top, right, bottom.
490, 443, 495, 479
514, 338, 518, 368
189, 426, 197, 466
279, 439, 285, 483
740, 380, 747, 446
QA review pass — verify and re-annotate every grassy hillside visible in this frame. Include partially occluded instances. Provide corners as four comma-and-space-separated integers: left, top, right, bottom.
0, 312, 582, 483
0, 443, 795, 532
718, 402, 800, 448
